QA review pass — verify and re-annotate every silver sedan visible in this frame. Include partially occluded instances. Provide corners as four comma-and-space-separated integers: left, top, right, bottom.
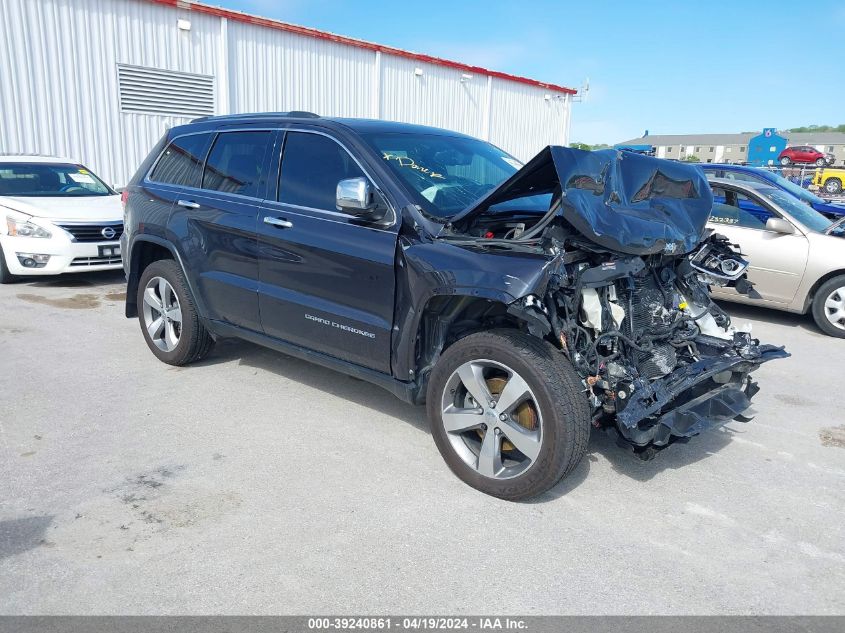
706, 177, 845, 337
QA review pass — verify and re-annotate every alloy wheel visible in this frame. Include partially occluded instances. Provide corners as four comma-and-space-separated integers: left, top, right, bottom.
824, 287, 845, 331
440, 359, 543, 480
142, 276, 183, 352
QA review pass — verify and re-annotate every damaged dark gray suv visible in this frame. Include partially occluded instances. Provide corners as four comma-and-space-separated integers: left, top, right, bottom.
122, 113, 787, 500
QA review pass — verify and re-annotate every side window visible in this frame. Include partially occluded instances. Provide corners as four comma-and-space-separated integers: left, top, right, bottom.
735, 193, 773, 229
279, 132, 366, 211
710, 186, 728, 205
708, 188, 773, 229
725, 171, 766, 186
710, 201, 740, 226
201, 131, 273, 198
149, 134, 212, 187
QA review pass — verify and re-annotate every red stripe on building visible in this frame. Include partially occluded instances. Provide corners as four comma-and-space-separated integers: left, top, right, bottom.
146, 0, 577, 95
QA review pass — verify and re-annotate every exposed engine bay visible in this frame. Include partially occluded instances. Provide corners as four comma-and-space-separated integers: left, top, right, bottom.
440, 147, 788, 457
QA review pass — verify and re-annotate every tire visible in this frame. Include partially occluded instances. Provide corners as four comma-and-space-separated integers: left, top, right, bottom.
780, 157, 791, 166
816, 157, 826, 166
824, 178, 842, 194
136, 259, 214, 365
426, 329, 590, 501
0, 244, 19, 284
811, 275, 845, 338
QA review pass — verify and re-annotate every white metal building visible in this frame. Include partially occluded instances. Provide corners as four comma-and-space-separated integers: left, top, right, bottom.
0, 0, 576, 186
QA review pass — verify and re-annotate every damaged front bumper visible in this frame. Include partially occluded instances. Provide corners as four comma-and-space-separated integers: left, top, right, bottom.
611, 344, 789, 451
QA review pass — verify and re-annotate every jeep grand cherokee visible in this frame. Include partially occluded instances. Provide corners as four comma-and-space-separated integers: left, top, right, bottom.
122, 113, 787, 500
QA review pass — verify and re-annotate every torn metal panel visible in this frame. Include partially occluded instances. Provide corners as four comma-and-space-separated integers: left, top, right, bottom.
451, 146, 713, 255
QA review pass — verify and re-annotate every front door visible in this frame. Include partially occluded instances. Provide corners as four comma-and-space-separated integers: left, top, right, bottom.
708, 186, 808, 305
257, 130, 398, 373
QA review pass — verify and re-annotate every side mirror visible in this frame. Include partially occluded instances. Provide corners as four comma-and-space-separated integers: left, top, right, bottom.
336, 177, 377, 216
766, 217, 795, 235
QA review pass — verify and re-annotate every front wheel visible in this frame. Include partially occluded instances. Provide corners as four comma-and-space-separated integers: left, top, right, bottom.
427, 330, 590, 501
137, 259, 214, 365
780, 157, 791, 166
816, 157, 826, 166
812, 275, 845, 338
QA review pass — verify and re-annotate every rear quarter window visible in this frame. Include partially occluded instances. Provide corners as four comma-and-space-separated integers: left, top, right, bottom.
149, 133, 213, 187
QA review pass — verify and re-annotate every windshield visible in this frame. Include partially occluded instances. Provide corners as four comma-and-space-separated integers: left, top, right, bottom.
765, 170, 826, 205
362, 133, 530, 219
759, 187, 833, 232
0, 163, 113, 197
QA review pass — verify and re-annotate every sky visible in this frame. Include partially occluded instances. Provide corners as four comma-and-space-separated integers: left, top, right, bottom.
222, 0, 845, 145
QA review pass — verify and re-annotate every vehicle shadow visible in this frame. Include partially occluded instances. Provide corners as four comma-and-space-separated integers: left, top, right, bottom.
200, 338, 429, 434
200, 338, 751, 503
11, 270, 124, 288
718, 301, 823, 336
0, 515, 54, 560
532, 422, 739, 502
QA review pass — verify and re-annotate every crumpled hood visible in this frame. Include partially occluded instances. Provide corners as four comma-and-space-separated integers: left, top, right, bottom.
451, 146, 714, 256
0, 194, 122, 222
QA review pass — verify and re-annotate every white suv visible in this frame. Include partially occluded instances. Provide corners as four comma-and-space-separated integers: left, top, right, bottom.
0, 155, 124, 283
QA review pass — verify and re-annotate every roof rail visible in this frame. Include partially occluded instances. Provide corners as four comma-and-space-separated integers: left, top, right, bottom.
191, 111, 320, 123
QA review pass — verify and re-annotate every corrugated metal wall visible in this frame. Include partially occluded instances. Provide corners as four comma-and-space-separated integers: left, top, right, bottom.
379, 55, 488, 140
0, 0, 572, 186
227, 19, 375, 118
0, 0, 223, 185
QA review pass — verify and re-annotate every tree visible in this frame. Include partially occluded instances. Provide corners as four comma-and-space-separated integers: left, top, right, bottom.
682, 155, 700, 162
569, 142, 612, 151
786, 124, 845, 133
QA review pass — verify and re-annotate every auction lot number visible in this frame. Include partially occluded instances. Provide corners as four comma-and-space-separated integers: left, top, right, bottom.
308, 618, 473, 630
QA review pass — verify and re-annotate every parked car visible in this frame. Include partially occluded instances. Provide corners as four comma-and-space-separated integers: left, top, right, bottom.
778, 145, 834, 166
812, 165, 845, 194
122, 114, 786, 499
707, 178, 845, 337
0, 156, 123, 283
699, 163, 845, 217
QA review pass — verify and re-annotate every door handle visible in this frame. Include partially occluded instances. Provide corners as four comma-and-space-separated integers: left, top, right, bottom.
177, 199, 200, 209
264, 216, 293, 229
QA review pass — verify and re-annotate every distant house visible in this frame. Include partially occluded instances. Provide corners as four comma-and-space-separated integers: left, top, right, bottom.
615, 130, 845, 165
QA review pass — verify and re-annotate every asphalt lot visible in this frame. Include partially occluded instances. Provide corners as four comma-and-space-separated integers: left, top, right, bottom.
1, 270, 843, 615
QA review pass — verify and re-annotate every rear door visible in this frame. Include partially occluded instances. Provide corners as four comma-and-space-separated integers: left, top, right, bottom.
257, 129, 398, 373
142, 132, 214, 245
168, 129, 275, 331
707, 186, 808, 305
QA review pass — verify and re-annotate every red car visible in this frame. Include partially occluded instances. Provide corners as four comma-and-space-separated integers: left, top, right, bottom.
778, 145, 834, 166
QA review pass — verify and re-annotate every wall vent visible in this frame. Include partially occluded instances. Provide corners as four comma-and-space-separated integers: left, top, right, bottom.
117, 64, 214, 117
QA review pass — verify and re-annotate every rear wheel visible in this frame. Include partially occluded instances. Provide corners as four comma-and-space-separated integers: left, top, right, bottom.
824, 178, 842, 194
427, 330, 590, 501
0, 244, 19, 284
137, 259, 214, 365
812, 275, 845, 338
780, 156, 792, 166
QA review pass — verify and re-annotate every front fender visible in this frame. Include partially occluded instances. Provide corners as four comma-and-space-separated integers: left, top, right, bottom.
391, 237, 558, 380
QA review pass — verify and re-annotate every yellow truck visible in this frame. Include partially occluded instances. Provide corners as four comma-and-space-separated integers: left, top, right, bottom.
813, 166, 845, 194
